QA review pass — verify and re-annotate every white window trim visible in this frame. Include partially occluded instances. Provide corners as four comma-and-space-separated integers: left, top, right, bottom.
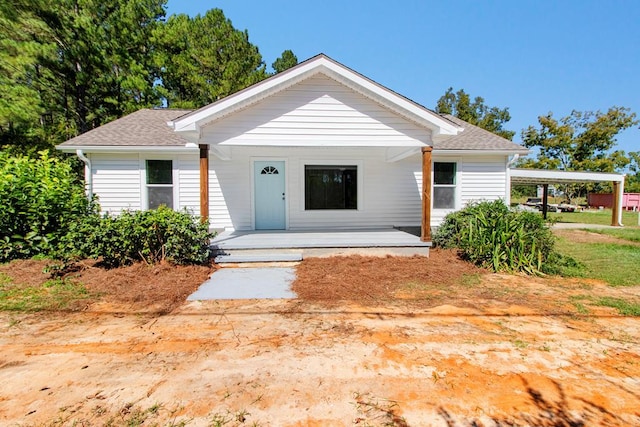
139, 155, 179, 210
299, 159, 364, 212
432, 158, 461, 212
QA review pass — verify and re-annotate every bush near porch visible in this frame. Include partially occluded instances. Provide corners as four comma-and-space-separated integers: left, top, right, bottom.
0, 152, 212, 266
57, 206, 214, 268
433, 200, 568, 275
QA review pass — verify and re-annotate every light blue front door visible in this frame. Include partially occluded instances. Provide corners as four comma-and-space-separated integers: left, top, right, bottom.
254, 161, 286, 230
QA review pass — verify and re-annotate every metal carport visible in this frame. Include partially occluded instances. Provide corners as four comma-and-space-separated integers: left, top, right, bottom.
509, 168, 626, 226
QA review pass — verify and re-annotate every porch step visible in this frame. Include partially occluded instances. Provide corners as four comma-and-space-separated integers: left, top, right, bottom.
214, 251, 303, 264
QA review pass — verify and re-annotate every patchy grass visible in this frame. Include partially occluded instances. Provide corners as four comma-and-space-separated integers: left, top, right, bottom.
569, 294, 640, 316
554, 237, 640, 286
585, 227, 640, 243
0, 275, 92, 311
548, 209, 638, 226
595, 297, 640, 316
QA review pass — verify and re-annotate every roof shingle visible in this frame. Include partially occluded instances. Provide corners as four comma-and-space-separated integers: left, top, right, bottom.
58, 109, 193, 147
433, 114, 527, 152
56, 108, 527, 153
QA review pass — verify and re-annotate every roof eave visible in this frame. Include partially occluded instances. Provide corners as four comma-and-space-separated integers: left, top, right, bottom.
56, 145, 197, 153
433, 148, 531, 155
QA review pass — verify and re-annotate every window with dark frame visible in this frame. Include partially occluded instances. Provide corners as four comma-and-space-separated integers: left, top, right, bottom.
305, 165, 357, 210
146, 160, 173, 209
433, 162, 456, 209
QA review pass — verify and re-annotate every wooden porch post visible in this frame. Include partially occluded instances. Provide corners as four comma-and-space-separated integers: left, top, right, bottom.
542, 184, 549, 220
611, 181, 621, 226
199, 144, 209, 223
421, 146, 432, 242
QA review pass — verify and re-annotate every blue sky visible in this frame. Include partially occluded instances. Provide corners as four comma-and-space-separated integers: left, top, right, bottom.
166, 0, 639, 155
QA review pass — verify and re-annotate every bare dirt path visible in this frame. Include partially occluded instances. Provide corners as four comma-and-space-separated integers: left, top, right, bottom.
1, 290, 639, 426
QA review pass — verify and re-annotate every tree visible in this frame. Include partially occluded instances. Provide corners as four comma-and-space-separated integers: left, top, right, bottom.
0, 0, 166, 153
0, 1, 57, 152
272, 50, 298, 73
153, 9, 268, 109
435, 87, 515, 140
625, 151, 640, 193
519, 107, 638, 200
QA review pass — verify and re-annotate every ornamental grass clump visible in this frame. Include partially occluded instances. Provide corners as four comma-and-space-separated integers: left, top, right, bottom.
433, 200, 559, 274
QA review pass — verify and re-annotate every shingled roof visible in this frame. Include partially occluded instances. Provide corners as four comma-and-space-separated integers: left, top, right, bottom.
57, 108, 192, 147
57, 108, 527, 153
433, 114, 527, 152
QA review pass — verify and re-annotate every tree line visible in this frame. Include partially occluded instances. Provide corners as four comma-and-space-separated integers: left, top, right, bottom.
436, 88, 639, 194
0, 0, 297, 153
1, 2, 638, 192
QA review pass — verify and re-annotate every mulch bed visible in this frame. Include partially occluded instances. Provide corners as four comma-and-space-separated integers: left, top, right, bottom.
292, 249, 486, 302
0, 259, 214, 314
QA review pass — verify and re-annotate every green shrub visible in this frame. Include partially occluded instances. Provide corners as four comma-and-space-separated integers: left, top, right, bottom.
60, 206, 213, 267
433, 200, 559, 274
0, 151, 96, 262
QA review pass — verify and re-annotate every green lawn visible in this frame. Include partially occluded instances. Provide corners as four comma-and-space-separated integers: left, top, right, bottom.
586, 227, 640, 243
555, 237, 640, 286
548, 209, 640, 226
0, 272, 91, 311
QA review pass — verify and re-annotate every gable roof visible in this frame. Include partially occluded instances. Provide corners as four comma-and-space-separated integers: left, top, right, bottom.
169, 54, 463, 142
434, 114, 529, 153
58, 108, 192, 149
55, 55, 527, 155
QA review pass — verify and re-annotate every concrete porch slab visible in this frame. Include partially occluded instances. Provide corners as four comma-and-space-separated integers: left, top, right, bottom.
211, 229, 431, 251
187, 267, 297, 300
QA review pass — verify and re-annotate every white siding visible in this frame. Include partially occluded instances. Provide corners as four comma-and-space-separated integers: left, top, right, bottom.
460, 156, 508, 206
88, 151, 509, 229
90, 153, 141, 214
177, 155, 200, 215
208, 146, 423, 230
200, 75, 431, 147
90, 153, 203, 217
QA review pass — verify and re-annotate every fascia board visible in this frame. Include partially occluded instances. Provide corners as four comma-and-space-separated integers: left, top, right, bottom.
510, 168, 626, 183
434, 149, 531, 156
56, 145, 198, 154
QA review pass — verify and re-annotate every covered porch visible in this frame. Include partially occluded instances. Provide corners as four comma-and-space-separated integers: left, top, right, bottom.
211, 228, 431, 261
211, 228, 431, 250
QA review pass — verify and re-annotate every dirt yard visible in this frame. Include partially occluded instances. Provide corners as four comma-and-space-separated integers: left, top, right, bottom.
0, 243, 639, 425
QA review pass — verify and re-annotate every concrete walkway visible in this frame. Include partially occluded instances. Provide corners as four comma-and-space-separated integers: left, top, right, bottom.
187, 267, 296, 300
551, 222, 617, 229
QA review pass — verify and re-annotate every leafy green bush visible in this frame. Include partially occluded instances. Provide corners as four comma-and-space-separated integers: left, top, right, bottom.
433, 200, 559, 274
60, 206, 213, 267
0, 151, 96, 262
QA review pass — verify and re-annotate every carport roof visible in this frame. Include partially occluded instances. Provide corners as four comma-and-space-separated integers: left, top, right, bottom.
510, 168, 625, 185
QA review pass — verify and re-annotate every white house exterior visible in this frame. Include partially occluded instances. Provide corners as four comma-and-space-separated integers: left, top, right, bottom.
57, 54, 529, 238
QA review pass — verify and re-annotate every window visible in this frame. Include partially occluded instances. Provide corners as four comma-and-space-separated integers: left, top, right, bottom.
433, 162, 456, 209
146, 160, 173, 209
305, 165, 357, 210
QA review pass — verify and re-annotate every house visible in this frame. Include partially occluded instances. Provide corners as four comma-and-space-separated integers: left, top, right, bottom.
57, 54, 530, 241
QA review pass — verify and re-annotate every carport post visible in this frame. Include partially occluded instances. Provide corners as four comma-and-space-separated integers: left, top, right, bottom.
199, 144, 209, 223
611, 180, 622, 226
542, 184, 549, 220
421, 146, 432, 242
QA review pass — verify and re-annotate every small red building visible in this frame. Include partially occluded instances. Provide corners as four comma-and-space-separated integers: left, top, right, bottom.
588, 193, 640, 211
